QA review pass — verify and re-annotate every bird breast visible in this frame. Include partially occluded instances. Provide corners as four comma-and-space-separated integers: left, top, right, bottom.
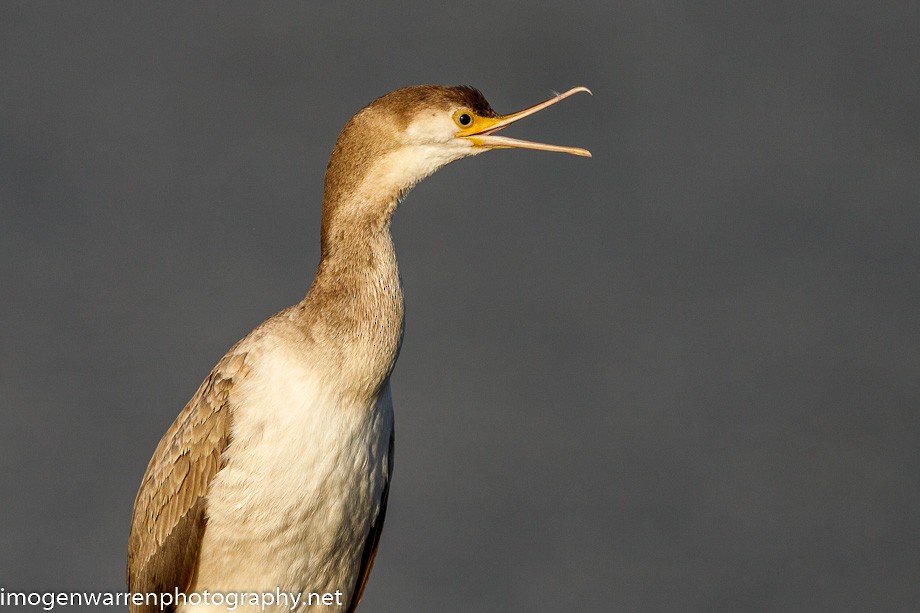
187, 339, 394, 608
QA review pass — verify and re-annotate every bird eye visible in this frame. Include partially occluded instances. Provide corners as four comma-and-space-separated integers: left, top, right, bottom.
455, 112, 473, 127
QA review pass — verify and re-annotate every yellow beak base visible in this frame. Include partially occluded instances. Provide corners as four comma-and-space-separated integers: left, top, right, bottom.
457, 86, 592, 157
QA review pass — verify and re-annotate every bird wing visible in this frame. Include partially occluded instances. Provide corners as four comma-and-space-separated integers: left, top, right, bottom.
127, 350, 248, 613
346, 426, 394, 613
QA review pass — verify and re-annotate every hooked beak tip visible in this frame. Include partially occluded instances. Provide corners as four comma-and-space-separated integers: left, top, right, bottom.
460, 86, 592, 157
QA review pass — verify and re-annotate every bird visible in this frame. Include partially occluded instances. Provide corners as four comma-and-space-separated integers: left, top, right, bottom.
127, 84, 591, 613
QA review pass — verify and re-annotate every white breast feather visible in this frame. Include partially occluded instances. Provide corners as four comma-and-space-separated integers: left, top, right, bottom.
182, 339, 393, 612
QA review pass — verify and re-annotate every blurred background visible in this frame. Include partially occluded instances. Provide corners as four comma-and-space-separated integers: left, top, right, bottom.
1, 2, 918, 611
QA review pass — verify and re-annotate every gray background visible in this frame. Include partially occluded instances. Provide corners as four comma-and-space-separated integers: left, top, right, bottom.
2, 2, 918, 611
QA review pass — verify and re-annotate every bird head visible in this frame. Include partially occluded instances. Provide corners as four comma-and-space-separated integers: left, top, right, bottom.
325, 85, 590, 198
321, 85, 590, 241
386, 84, 592, 163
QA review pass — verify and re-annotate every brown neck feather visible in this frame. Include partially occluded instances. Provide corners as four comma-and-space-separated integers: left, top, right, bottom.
296, 110, 406, 395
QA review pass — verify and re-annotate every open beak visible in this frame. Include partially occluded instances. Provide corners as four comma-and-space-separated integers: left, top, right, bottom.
457, 86, 592, 157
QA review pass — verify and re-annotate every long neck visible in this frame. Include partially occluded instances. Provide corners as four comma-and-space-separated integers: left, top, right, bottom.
295, 110, 424, 400
299, 187, 405, 401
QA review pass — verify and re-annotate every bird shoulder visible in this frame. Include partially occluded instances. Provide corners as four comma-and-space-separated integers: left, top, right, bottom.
126, 348, 249, 611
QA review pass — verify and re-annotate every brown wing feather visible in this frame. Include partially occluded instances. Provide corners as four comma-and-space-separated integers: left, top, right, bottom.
347, 427, 395, 613
127, 350, 248, 613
